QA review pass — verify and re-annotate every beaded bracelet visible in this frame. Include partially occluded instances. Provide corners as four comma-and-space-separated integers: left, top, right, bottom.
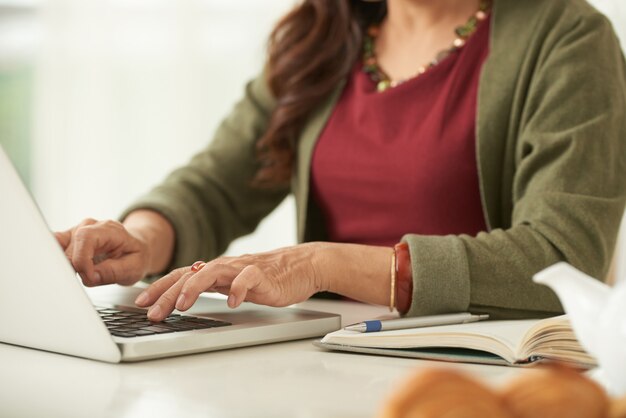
394, 242, 414, 315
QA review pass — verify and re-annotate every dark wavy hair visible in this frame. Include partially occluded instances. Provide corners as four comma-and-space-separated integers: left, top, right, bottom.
253, 0, 386, 187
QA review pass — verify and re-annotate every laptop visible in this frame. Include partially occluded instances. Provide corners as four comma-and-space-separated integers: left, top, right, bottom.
0, 146, 341, 363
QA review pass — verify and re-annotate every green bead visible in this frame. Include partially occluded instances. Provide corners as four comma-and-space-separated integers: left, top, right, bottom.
377, 80, 391, 92
435, 50, 451, 63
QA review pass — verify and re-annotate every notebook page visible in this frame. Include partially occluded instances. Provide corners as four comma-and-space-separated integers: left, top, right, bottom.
321, 320, 541, 363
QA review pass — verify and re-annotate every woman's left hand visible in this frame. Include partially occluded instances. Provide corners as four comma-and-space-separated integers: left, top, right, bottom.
135, 242, 391, 322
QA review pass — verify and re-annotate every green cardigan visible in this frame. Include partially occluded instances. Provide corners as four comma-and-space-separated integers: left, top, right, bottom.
124, 0, 626, 319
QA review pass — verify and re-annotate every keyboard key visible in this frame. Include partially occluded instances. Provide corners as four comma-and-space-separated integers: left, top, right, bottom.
117, 312, 144, 318
124, 322, 152, 329
110, 331, 136, 338
130, 329, 156, 336
142, 326, 177, 334
107, 321, 134, 327
112, 327, 137, 333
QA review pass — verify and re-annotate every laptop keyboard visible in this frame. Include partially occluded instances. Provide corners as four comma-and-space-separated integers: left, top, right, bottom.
96, 306, 232, 338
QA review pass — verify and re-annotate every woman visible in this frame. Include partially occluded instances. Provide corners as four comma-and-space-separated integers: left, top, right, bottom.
56, 0, 626, 323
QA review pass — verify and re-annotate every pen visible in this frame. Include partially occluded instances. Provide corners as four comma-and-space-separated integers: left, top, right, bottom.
344, 312, 489, 333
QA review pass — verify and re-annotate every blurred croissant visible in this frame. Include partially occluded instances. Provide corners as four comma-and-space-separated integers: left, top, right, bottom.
610, 395, 626, 418
502, 365, 608, 418
378, 368, 513, 418
379, 365, 620, 418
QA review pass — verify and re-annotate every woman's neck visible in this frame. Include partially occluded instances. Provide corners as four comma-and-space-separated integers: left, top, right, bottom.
375, 0, 482, 81
385, 0, 481, 32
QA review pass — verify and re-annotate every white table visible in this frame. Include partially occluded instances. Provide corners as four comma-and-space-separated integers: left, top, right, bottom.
0, 299, 524, 418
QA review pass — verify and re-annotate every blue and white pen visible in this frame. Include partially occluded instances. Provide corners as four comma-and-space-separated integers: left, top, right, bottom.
344, 312, 489, 333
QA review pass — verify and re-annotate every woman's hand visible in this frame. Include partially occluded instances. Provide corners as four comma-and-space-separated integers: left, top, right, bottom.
55, 210, 175, 286
135, 242, 392, 322
55, 218, 151, 286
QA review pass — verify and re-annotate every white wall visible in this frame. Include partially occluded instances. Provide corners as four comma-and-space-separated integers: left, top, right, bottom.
31, 0, 297, 256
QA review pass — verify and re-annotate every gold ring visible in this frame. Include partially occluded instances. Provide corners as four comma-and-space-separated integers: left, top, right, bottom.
191, 261, 206, 272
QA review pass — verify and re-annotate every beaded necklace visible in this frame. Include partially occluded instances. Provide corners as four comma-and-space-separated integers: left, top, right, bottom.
362, 1, 492, 92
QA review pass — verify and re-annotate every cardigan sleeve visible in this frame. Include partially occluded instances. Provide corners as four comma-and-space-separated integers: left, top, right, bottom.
402, 12, 626, 319
121, 73, 290, 270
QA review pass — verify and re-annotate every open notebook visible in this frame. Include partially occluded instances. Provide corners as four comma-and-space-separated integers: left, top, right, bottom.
315, 315, 595, 368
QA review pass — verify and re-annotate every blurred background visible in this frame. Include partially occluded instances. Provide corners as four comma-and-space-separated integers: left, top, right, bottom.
0, 0, 296, 256
0, 0, 625, 274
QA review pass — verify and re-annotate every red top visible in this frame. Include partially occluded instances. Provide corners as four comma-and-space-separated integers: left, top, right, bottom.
311, 17, 491, 247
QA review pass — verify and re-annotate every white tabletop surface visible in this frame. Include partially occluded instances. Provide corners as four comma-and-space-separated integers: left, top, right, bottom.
0, 299, 525, 418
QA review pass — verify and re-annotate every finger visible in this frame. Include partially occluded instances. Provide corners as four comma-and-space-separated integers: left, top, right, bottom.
93, 254, 143, 286
176, 263, 240, 311
71, 228, 100, 286
147, 271, 194, 322
54, 229, 73, 250
71, 221, 129, 286
228, 265, 267, 308
64, 218, 98, 258
206, 285, 231, 294
135, 267, 191, 307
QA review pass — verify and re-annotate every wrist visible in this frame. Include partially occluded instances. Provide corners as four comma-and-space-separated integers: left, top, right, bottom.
123, 210, 175, 275
320, 243, 391, 306
307, 242, 334, 294
125, 226, 154, 277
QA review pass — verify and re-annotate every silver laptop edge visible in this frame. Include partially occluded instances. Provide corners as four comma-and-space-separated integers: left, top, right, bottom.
0, 146, 341, 363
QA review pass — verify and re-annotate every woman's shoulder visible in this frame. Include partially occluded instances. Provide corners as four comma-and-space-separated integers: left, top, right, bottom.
493, 0, 621, 62
496, 0, 616, 37
533, 0, 609, 18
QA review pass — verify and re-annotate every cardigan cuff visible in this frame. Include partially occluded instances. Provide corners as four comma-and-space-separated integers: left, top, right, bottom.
401, 234, 471, 316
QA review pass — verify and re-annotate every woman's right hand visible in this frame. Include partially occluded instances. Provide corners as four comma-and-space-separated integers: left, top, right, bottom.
55, 218, 152, 287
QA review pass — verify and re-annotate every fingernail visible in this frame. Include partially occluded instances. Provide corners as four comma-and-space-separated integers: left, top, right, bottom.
227, 294, 236, 308
93, 272, 102, 285
135, 292, 148, 306
148, 305, 162, 320
176, 294, 186, 310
